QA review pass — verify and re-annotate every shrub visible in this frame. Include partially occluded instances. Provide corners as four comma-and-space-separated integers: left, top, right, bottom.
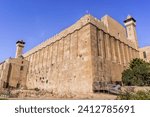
118, 90, 150, 100
122, 58, 150, 86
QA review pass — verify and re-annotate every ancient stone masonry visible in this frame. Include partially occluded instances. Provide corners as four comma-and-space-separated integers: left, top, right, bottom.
25, 23, 93, 95
0, 58, 29, 89
140, 46, 150, 62
1, 14, 146, 95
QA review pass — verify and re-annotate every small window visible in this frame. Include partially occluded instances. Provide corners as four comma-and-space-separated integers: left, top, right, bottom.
20, 66, 24, 70
143, 51, 147, 58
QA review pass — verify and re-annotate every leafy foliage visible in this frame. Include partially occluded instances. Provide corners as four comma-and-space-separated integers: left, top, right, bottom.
118, 90, 150, 100
122, 58, 150, 86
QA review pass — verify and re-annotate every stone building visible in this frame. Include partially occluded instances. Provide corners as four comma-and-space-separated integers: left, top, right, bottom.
0, 14, 149, 95
140, 46, 150, 62
0, 40, 29, 89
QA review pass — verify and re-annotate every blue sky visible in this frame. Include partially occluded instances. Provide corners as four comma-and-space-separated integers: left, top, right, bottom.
0, 0, 150, 62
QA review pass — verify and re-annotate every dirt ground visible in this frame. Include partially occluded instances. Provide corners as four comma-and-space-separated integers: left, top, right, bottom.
2, 86, 150, 100
1, 89, 117, 100
18, 93, 117, 100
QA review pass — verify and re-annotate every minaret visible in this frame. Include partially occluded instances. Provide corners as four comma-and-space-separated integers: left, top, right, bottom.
15, 40, 25, 58
124, 15, 138, 49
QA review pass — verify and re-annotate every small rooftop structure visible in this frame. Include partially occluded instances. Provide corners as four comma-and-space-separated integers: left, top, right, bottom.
124, 15, 136, 23
16, 40, 25, 45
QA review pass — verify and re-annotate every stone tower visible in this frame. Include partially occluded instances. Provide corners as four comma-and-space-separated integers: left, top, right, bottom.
124, 15, 138, 49
15, 40, 25, 58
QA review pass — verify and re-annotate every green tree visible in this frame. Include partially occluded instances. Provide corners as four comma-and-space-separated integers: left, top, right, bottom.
122, 58, 150, 86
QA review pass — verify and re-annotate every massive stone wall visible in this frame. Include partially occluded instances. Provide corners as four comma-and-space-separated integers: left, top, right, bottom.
25, 24, 93, 95
0, 62, 6, 88
101, 15, 127, 41
23, 15, 107, 57
102, 15, 138, 49
23, 14, 140, 94
23, 15, 137, 58
90, 24, 139, 90
140, 46, 150, 62
0, 58, 29, 89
